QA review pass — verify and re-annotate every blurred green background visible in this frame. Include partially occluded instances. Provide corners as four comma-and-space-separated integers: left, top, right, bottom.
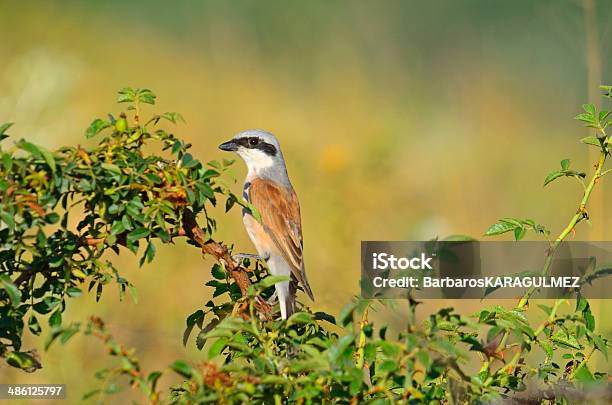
1, 0, 611, 401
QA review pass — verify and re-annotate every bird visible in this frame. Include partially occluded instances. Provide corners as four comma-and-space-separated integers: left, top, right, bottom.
218, 129, 314, 319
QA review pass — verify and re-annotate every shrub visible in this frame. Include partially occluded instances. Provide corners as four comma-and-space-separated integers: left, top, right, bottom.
1, 88, 611, 404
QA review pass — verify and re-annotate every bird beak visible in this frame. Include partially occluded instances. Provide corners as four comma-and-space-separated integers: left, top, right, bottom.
218, 139, 238, 152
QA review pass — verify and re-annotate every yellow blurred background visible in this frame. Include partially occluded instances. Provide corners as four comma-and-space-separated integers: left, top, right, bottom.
1, 0, 611, 402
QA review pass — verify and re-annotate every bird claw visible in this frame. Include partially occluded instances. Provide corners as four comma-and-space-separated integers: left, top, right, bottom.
266, 290, 278, 305
232, 253, 266, 262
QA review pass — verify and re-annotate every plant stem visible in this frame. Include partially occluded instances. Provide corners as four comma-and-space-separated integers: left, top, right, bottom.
532, 299, 565, 337
517, 149, 607, 308
494, 150, 607, 380
356, 308, 369, 369
569, 346, 596, 379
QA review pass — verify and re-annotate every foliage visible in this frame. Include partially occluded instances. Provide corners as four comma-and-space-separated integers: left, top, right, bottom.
1, 88, 611, 404
0, 87, 246, 369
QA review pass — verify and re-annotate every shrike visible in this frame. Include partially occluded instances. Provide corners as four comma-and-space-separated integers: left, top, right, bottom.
219, 129, 314, 319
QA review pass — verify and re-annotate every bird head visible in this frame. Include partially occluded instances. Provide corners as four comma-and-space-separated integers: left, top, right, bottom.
219, 129, 284, 175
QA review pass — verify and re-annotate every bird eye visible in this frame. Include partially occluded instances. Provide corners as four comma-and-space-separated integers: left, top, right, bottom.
249, 137, 259, 146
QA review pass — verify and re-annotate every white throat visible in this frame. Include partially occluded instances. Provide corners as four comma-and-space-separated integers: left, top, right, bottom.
238, 148, 275, 178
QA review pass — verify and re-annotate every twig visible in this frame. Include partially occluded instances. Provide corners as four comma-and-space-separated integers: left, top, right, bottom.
11, 209, 272, 319
517, 149, 607, 308
181, 209, 272, 319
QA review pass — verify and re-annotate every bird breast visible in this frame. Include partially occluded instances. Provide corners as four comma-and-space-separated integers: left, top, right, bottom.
243, 212, 275, 258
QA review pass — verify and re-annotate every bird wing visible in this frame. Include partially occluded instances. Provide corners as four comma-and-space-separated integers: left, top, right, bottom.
248, 178, 314, 300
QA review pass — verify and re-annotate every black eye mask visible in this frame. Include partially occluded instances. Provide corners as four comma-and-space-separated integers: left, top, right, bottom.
235, 137, 277, 156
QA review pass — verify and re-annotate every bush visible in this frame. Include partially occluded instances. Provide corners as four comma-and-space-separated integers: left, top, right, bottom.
1, 88, 611, 404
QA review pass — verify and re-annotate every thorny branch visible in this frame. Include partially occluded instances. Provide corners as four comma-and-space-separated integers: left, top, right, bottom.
11, 209, 272, 320
181, 209, 272, 319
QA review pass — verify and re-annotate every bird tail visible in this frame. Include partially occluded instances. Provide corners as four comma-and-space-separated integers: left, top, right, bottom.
299, 263, 315, 301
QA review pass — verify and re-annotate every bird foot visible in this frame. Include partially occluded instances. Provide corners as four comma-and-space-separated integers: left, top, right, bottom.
266, 290, 278, 305
232, 253, 267, 262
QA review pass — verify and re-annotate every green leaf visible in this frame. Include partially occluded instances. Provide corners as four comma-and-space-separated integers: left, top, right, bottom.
145, 173, 162, 184
110, 220, 126, 235
225, 196, 236, 213
208, 338, 228, 359
28, 315, 42, 336
573, 364, 594, 383
181, 153, 200, 169
60, 324, 79, 344
2, 153, 13, 170
582, 103, 596, 115
208, 160, 221, 170
211, 263, 225, 280
49, 309, 62, 328
117, 87, 136, 103
197, 318, 221, 350
39, 146, 56, 172
16, 140, 55, 171
6, 351, 41, 372
66, 287, 82, 298
82, 389, 101, 400
256, 275, 290, 289
484, 220, 516, 236
45, 323, 80, 350
539, 340, 553, 358
147, 371, 162, 390
543, 170, 563, 186
581, 135, 603, 147
85, 118, 110, 138
0, 122, 13, 138
121, 215, 132, 231
313, 311, 336, 324
236, 198, 262, 223
0, 211, 15, 229
287, 312, 314, 325
338, 302, 358, 327
592, 334, 608, 360
161, 112, 185, 124
183, 309, 205, 346
128, 284, 139, 304
514, 226, 526, 241
170, 360, 193, 378
537, 304, 552, 315
17, 140, 41, 158
378, 360, 398, 373
137, 88, 156, 105
0, 274, 21, 306
261, 375, 287, 385
142, 241, 156, 265
582, 304, 595, 332
101, 163, 121, 174
550, 331, 581, 350
33, 296, 61, 314
543, 169, 586, 187
127, 227, 150, 242
478, 310, 491, 322
560, 159, 570, 170
45, 212, 60, 224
